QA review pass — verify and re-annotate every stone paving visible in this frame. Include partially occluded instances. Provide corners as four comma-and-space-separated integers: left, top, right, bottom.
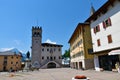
0, 68, 120, 80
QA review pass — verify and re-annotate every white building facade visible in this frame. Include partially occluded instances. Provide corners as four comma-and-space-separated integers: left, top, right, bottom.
86, 0, 120, 71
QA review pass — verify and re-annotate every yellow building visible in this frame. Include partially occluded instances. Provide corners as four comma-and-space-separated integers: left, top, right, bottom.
0, 51, 22, 71
68, 23, 94, 70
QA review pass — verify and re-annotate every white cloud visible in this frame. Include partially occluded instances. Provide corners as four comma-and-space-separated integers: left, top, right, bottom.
0, 47, 14, 52
45, 39, 56, 44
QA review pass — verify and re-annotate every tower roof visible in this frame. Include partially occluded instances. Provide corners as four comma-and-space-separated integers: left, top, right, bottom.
85, 0, 115, 22
32, 26, 42, 30
42, 43, 63, 47
90, 4, 95, 16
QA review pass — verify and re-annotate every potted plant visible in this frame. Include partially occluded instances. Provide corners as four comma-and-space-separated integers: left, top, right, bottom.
72, 75, 89, 80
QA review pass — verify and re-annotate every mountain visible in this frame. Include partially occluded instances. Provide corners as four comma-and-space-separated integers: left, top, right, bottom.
8, 48, 21, 54
7, 48, 27, 62
21, 53, 27, 62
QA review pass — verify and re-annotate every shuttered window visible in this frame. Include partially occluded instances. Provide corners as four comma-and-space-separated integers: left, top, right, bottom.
103, 21, 106, 28
108, 18, 112, 26
94, 28, 96, 33
107, 35, 112, 43
97, 39, 101, 46
103, 18, 112, 29
93, 25, 100, 34
97, 25, 100, 32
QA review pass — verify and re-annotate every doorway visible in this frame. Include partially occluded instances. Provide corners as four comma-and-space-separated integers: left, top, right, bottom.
99, 55, 119, 71
47, 62, 56, 68
79, 62, 82, 69
3, 66, 6, 71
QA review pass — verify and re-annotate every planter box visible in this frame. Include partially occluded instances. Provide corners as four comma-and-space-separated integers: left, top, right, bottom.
72, 77, 89, 80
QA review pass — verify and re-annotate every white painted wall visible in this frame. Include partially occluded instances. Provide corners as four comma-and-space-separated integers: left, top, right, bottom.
91, 1, 120, 52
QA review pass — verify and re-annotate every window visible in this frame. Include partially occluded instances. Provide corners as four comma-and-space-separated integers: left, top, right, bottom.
4, 61, 7, 65
3, 66, 6, 70
54, 56, 56, 60
47, 49, 49, 51
47, 56, 49, 59
16, 56, 18, 59
42, 48, 44, 51
50, 57, 53, 60
97, 39, 101, 46
78, 39, 82, 46
103, 18, 112, 28
11, 62, 13, 64
93, 28, 96, 33
93, 25, 100, 33
59, 56, 61, 59
16, 62, 18, 64
88, 48, 93, 54
4, 56, 7, 59
107, 35, 112, 43
42, 56, 44, 60
10, 67, 13, 70
58, 48, 61, 51
33, 32, 40, 37
11, 56, 13, 59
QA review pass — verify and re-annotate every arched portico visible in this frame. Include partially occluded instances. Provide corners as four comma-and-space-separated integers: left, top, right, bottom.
47, 62, 56, 68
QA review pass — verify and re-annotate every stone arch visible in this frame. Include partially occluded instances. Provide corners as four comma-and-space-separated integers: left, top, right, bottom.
47, 62, 56, 68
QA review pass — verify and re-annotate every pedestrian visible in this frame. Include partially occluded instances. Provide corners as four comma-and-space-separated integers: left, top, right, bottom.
115, 62, 120, 73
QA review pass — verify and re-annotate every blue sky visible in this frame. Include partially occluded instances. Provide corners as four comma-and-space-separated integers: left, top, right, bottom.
0, 0, 107, 54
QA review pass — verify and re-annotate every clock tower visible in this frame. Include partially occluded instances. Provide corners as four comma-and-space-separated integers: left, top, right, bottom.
31, 26, 42, 68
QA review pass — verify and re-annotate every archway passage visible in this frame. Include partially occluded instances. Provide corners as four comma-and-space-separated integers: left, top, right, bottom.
47, 62, 56, 68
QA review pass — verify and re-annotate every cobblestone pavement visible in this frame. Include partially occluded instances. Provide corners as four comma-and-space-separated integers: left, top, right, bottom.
0, 68, 120, 80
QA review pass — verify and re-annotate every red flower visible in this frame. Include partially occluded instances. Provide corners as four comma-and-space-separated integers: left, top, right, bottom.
74, 75, 87, 79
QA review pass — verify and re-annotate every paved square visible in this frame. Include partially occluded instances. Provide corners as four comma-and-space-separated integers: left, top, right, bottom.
0, 68, 120, 80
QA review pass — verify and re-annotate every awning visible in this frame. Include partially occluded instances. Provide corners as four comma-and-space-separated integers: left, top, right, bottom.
108, 49, 120, 55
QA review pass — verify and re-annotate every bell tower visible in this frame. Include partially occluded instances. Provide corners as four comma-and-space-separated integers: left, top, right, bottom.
90, 3, 95, 16
31, 26, 42, 68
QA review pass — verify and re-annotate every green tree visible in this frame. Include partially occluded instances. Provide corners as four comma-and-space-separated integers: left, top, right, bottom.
62, 49, 70, 58
63, 49, 70, 58
26, 51, 30, 59
62, 49, 70, 65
